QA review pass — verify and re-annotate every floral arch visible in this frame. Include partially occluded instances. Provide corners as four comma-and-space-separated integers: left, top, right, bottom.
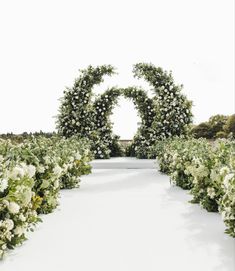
57, 63, 193, 158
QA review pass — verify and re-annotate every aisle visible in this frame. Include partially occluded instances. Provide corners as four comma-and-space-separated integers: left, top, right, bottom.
1, 158, 234, 271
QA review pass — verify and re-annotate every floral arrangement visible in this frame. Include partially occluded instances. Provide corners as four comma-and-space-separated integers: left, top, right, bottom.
153, 138, 235, 237
57, 63, 193, 158
0, 136, 92, 258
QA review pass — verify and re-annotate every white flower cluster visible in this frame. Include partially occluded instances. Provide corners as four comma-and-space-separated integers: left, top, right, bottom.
218, 163, 235, 237
0, 178, 8, 193
0, 136, 92, 258
154, 138, 235, 237
7, 163, 36, 180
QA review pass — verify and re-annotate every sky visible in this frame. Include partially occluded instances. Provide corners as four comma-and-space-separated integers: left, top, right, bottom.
0, 0, 234, 139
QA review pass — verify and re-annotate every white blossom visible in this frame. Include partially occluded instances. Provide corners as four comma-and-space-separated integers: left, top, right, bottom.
53, 165, 63, 176
0, 178, 8, 192
4, 219, 14, 231
8, 202, 20, 214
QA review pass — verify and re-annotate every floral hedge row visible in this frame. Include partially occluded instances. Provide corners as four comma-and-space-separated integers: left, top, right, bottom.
0, 136, 92, 258
152, 138, 235, 237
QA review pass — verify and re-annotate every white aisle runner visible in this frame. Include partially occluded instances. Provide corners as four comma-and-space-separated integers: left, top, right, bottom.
1, 158, 234, 271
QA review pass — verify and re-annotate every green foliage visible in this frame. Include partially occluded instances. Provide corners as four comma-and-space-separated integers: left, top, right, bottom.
208, 115, 228, 135
153, 138, 235, 237
133, 63, 193, 140
57, 64, 193, 158
0, 136, 92, 258
224, 114, 235, 137
192, 114, 232, 139
57, 65, 115, 138
216, 131, 227, 139
0, 131, 57, 144
192, 122, 213, 139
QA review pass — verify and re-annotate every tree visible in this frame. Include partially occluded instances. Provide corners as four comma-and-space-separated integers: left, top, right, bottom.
208, 115, 228, 137
192, 122, 213, 139
224, 114, 235, 137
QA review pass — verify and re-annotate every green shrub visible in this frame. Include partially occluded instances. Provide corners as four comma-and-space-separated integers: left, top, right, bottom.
0, 136, 92, 258
191, 122, 213, 139
224, 114, 235, 137
153, 138, 235, 237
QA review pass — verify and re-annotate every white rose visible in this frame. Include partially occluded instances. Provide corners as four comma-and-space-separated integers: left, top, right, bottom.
14, 226, 25, 236
9, 166, 25, 179
0, 178, 8, 192
8, 202, 20, 214
19, 213, 26, 222
4, 219, 14, 231
27, 165, 36, 178
53, 165, 63, 176
2, 199, 9, 207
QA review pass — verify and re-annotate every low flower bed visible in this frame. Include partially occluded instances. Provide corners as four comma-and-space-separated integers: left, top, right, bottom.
153, 138, 235, 237
0, 136, 92, 258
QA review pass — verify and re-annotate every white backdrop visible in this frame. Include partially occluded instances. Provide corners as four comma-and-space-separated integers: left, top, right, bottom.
0, 0, 234, 139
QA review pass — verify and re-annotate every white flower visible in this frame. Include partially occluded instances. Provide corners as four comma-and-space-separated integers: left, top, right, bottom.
75, 152, 82, 160
14, 226, 25, 236
220, 166, 230, 176
9, 166, 25, 179
207, 187, 216, 199
19, 213, 26, 222
26, 165, 36, 178
54, 179, 60, 189
0, 178, 8, 192
8, 202, 20, 214
37, 165, 45, 173
223, 173, 234, 189
2, 199, 9, 207
4, 219, 14, 231
53, 165, 63, 176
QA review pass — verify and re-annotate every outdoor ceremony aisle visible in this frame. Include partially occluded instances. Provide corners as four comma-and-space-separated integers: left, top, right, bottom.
1, 158, 234, 271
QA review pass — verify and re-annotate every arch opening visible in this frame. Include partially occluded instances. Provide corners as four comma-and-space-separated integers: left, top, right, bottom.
110, 97, 141, 140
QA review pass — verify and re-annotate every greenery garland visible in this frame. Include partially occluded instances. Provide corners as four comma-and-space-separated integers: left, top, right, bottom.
57, 63, 193, 158
57, 65, 115, 138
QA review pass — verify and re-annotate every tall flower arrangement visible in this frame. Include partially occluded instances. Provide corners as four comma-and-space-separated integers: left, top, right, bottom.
57, 63, 193, 158
133, 63, 193, 140
91, 87, 123, 158
123, 87, 155, 158
57, 65, 115, 138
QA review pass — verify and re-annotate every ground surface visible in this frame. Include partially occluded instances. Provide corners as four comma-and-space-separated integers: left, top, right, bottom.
1, 158, 234, 271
